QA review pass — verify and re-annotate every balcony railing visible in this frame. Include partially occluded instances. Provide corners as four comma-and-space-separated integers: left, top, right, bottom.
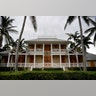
27, 48, 81, 55
6, 62, 84, 68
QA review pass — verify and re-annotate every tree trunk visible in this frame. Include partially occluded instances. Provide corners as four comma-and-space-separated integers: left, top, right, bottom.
15, 16, 27, 71
78, 16, 87, 71
0, 33, 3, 48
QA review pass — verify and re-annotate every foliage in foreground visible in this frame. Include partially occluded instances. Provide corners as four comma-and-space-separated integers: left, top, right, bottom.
0, 71, 96, 80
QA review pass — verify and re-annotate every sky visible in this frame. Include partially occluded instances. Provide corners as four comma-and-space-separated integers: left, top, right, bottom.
9, 16, 96, 54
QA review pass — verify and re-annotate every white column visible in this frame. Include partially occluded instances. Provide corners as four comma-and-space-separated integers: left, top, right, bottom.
51, 43, 53, 67
34, 43, 36, 53
51, 43, 52, 53
59, 43, 62, 67
76, 51, 79, 67
59, 43, 61, 53
60, 55, 62, 67
51, 55, 53, 67
34, 55, 36, 68
34, 43, 36, 68
68, 50, 71, 67
25, 53, 27, 67
43, 43, 44, 67
7, 53, 11, 67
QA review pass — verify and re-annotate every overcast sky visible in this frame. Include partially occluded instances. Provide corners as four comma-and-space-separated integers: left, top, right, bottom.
9, 16, 96, 54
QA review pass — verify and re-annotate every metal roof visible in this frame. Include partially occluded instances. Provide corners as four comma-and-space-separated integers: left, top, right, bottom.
86, 53, 96, 61
25, 37, 70, 44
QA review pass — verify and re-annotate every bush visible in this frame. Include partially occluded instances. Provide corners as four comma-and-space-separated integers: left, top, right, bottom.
32, 68, 63, 71
68, 67, 96, 71
0, 67, 26, 72
0, 71, 96, 80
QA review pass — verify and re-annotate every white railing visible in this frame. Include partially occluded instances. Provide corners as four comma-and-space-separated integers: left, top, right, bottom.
52, 49, 59, 52
35, 63, 43, 68
62, 63, 70, 67
44, 63, 51, 68
53, 63, 61, 68
3, 62, 84, 68
0, 63, 7, 67
25, 63, 34, 67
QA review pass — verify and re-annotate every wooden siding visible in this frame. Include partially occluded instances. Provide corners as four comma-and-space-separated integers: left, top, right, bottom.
53, 44, 59, 49
70, 55, 77, 63
27, 55, 34, 63
61, 44, 66, 49
53, 55, 60, 63
28, 44, 34, 49
36, 55, 43, 63
61, 55, 68, 63
44, 55, 51, 63
2, 56, 8, 63
45, 44, 51, 51
78, 55, 83, 63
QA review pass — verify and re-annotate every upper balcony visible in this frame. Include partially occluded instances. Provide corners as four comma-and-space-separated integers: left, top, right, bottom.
27, 48, 82, 55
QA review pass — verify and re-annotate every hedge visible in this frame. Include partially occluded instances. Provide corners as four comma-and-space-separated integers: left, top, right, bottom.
0, 71, 96, 80
0, 67, 26, 71
68, 67, 96, 71
32, 68, 63, 71
1, 67, 96, 72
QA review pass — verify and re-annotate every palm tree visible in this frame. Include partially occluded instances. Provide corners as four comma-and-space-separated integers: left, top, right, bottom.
0, 16, 17, 48
85, 18, 96, 45
66, 31, 80, 50
10, 38, 27, 53
15, 16, 37, 71
67, 32, 93, 70
67, 32, 93, 51
64, 16, 90, 71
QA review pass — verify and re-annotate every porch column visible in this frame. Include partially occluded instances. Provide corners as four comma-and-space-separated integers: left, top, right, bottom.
51, 43, 53, 67
25, 53, 27, 67
60, 55, 62, 67
76, 51, 79, 67
59, 43, 61, 53
34, 43, 36, 68
34, 43, 36, 54
51, 55, 53, 67
59, 43, 62, 67
43, 43, 44, 67
68, 50, 71, 67
34, 55, 36, 68
7, 53, 11, 67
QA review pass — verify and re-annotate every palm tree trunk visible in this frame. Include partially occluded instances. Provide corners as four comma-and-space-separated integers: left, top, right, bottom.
78, 16, 87, 71
0, 34, 3, 48
15, 16, 27, 71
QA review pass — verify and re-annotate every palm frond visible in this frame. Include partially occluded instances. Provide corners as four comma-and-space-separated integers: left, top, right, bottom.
88, 18, 96, 26
93, 33, 96, 45
85, 27, 96, 37
64, 16, 76, 30
30, 16, 37, 31
82, 16, 90, 26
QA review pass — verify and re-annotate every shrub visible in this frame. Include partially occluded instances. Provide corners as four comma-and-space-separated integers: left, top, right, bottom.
68, 67, 96, 71
0, 71, 96, 80
0, 67, 26, 72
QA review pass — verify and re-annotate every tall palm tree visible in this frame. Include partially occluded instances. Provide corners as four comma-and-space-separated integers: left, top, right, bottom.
64, 16, 90, 71
0, 16, 17, 48
67, 31, 93, 52
85, 18, 96, 45
15, 16, 37, 71
67, 31, 93, 70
